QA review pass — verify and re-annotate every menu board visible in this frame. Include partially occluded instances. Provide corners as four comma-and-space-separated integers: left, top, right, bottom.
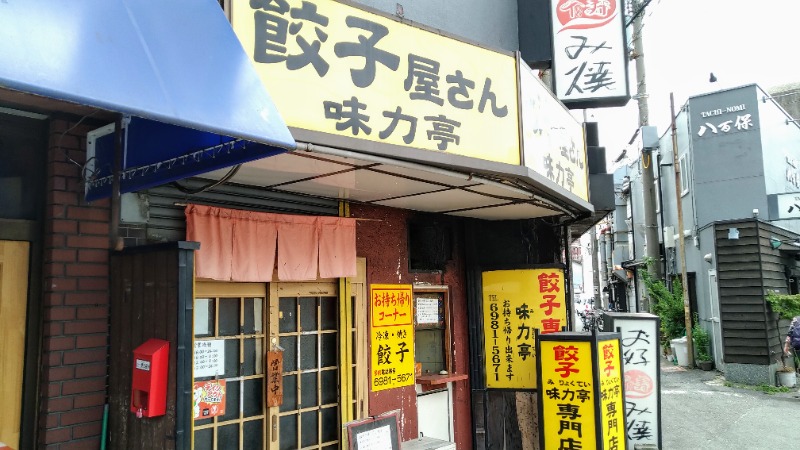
345, 412, 401, 450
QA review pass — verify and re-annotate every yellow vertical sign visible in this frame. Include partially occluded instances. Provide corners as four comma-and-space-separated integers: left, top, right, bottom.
540, 340, 597, 450
482, 269, 567, 388
370, 284, 415, 391
598, 338, 626, 449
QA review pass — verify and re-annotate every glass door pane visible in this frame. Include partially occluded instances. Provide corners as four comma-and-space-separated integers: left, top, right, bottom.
194, 283, 267, 450
276, 291, 340, 449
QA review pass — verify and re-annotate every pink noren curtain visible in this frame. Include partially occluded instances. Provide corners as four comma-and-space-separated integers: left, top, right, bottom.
186, 205, 356, 282
186, 205, 235, 280
276, 215, 318, 281
231, 213, 277, 282
318, 217, 356, 278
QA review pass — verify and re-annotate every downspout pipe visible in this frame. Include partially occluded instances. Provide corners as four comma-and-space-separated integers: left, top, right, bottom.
628, 181, 640, 311
110, 114, 124, 251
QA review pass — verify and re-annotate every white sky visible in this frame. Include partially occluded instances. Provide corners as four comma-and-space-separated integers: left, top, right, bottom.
585, 0, 800, 162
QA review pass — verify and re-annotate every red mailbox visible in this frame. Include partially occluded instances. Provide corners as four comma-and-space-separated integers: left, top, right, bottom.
131, 338, 169, 418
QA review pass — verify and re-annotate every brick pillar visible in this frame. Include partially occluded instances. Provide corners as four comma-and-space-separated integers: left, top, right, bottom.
39, 118, 111, 449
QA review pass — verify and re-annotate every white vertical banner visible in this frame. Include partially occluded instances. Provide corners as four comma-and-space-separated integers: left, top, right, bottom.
550, 0, 630, 108
606, 313, 662, 449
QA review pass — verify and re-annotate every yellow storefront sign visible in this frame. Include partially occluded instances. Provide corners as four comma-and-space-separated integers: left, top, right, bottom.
369, 284, 415, 391
598, 338, 626, 450
540, 339, 596, 450
520, 63, 589, 201
232, 0, 520, 165
482, 268, 567, 389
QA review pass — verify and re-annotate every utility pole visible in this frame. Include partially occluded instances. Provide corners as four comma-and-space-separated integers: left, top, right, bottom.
671, 93, 694, 367
591, 226, 601, 307
631, 0, 661, 313
599, 227, 609, 309
604, 228, 614, 308
582, 109, 603, 310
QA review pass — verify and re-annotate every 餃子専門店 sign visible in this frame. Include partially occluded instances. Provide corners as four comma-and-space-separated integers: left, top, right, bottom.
369, 284, 415, 391
537, 332, 628, 450
598, 337, 626, 450
232, 0, 520, 165
539, 339, 596, 448
482, 268, 567, 389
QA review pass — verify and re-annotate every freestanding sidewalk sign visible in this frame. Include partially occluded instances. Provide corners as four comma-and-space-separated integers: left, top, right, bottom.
536, 330, 628, 450
603, 312, 662, 449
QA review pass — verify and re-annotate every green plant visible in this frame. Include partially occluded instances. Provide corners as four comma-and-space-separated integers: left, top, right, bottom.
723, 381, 792, 394
756, 384, 792, 394
765, 291, 800, 320
692, 316, 711, 362
765, 291, 800, 370
641, 260, 685, 345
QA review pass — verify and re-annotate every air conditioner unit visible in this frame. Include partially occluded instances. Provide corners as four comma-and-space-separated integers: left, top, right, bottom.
664, 226, 675, 248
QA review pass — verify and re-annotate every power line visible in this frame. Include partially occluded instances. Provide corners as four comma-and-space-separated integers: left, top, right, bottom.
625, 0, 653, 27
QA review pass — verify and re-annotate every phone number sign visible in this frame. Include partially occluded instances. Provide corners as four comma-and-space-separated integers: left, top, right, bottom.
482, 268, 567, 389
370, 284, 415, 391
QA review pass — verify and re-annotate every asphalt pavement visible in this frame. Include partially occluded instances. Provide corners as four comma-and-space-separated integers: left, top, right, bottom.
660, 360, 799, 449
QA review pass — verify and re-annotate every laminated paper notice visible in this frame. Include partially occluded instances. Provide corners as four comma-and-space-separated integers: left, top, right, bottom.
194, 339, 225, 378
356, 425, 392, 450
415, 297, 440, 325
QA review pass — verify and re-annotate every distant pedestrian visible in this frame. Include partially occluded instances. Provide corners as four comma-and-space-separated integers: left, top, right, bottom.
784, 315, 800, 371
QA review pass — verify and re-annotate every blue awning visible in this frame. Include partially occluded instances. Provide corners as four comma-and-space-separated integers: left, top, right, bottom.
0, 0, 295, 200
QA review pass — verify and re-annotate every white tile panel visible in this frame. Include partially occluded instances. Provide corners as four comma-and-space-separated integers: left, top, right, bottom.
196, 147, 564, 220
279, 169, 444, 202
298, 149, 374, 167
370, 164, 476, 187
447, 202, 560, 220
204, 152, 353, 187
465, 181, 535, 200
375, 188, 504, 212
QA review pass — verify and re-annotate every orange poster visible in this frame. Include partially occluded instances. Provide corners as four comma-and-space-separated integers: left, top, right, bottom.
193, 380, 226, 420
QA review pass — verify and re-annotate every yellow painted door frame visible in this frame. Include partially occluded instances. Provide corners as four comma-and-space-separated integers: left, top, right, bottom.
189, 200, 369, 449
0, 240, 30, 449
193, 281, 268, 450
268, 280, 339, 449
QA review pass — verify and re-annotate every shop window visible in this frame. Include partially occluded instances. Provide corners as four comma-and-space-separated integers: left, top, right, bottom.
272, 281, 342, 449
408, 220, 451, 272
413, 287, 451, 375
0, 112, 47, 220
